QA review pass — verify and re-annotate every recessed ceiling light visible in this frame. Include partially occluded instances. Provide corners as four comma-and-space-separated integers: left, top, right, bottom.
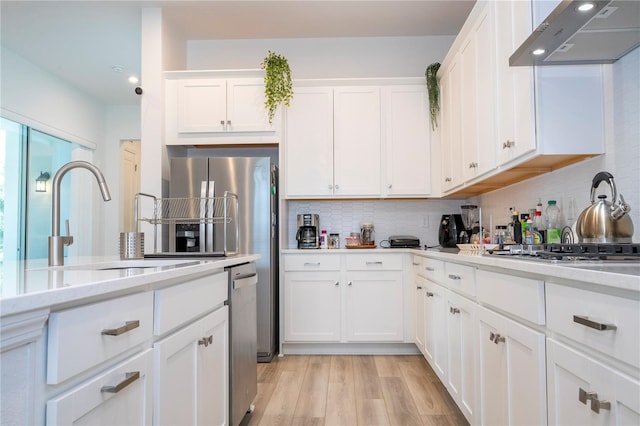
576, 2, 595, 12
532, 48, 546, 56
128, 75, 139, 84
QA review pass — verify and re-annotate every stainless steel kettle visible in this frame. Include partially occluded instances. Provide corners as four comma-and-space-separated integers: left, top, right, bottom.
576, 171, 634, 243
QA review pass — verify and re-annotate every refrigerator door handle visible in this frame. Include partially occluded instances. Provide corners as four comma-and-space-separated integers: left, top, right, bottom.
200, 181, 208, 253
206, 180, 215, 252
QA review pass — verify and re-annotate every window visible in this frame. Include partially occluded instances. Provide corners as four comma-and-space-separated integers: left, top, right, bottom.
0, 117, 94, 284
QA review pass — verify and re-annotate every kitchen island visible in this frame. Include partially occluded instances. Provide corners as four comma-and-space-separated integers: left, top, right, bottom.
0, 254, 259, 425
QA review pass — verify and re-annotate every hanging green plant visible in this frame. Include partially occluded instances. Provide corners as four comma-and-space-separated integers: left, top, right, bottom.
261, 51, 293, 124
425, 62, 441, 131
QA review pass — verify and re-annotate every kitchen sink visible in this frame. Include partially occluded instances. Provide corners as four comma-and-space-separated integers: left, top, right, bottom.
33, 259, 201, 272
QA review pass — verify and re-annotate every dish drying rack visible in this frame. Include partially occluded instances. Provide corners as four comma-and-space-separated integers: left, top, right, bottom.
135, 191, 239, 255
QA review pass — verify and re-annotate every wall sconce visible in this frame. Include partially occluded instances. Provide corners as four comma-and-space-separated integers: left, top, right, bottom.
35, 171, 50, 192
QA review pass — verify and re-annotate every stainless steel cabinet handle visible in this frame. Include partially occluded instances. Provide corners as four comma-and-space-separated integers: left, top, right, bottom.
335, 184, 340, 190
102, 320, 140, 336
328, 184, 333, 190
503, 140, 515, 149
304, 262, 321, 266
489, 331, 505, 344
388, 184, 392, 189
579, 387, 597, 405
591, 398, 611, 414
412, 262, 420, 266
227, 120, 231, 125
450, 307, 460, 315
469, 162, 478, 168
335, 281, 340, 286
101, 371, 140, 393
220, 120, 225, 126
445, 177, 452, 182
425, 267, 435, 271
573, 315, 617, 331
366, 261, 383, 265
448, 274, 461, 280
426, 292, 434, 297
417, 286, 423, 290
348, 281, 352, 286
198, 335, 213, 347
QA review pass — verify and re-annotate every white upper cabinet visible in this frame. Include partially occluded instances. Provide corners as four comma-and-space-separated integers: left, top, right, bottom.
285, 84, 382, 198
382, 85, 432, 197
165, 71, 276, 146
437, 0, 605, 196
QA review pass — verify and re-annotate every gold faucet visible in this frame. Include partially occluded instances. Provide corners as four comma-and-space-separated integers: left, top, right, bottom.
48, 161, 111, 266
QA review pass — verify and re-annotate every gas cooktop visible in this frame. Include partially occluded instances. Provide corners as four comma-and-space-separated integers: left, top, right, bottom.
487, 243, 640, 261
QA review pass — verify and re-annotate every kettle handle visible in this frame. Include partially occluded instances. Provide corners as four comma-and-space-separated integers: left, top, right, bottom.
590, 171, 617, 204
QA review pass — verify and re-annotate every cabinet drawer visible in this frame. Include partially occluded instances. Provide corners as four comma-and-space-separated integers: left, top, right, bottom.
423, 258, 445, 283
345, 253, 402, 270
46, 348, 153, 425
444, 262, 475, 297
47, 291, 153, 385
546, 282, 639, 368
155, 271, 228, 336
284, 254, 341, 271
476, 269, 545, 325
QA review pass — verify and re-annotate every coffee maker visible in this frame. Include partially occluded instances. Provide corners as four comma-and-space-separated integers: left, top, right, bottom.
296, 214, 320, 249
438, 214, 465, 248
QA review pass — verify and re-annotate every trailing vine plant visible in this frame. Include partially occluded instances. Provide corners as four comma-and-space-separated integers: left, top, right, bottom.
261, 51, 293, 124
425, 62, 441, 131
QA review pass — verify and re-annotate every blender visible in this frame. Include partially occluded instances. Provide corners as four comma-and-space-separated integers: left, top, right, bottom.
460, 204, 479, 244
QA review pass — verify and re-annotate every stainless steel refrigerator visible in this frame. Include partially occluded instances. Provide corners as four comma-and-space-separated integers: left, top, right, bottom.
169, 157, 279, 362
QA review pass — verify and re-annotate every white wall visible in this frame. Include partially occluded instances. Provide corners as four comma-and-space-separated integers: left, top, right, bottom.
187, 36, 454, 78
1, 46, 142, 257
474, 48, 640, 242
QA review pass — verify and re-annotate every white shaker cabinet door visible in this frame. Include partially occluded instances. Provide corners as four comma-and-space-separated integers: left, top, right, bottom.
154, 307, 229, 426
177, 79, 227, 133
382, 85, 431, 197
284, 271, 342, 341
423, 280, 448, 382
440, 56, 463, 192
333, 86, 382, 197
477, 305, 546, 426
226, 78, 272, 132
414, 275, 427, 354
547, 338, 640, 426
284, 87, 334, 197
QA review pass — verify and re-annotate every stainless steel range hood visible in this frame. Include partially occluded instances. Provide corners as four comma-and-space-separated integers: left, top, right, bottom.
510, 0, 640, 66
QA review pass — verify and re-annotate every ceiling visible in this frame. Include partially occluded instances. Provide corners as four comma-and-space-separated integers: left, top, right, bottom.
1, 1, 475, 106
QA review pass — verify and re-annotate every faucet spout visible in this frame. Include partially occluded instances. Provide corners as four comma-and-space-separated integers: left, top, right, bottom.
49, 161, 111, 266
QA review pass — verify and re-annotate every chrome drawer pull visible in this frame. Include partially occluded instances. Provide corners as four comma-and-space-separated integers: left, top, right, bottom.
448, 274, 461, 280
198, 335, 213, 347
426, 292, 434, 297
412, 262, 420, 266
591, 398, 611, 414
579, 387, 597, 405
335, 281, 340, 286
101, 320, 140, 336
348, 281, 353, 286
101, 371, 140, 394
489, 332, 505, 344
417, 286, 423, 290
303, 262, 321, 266
366, 261, 383, 265
449, 307, 460, 315
573, 315, 617, 331
425, 267, 435, 271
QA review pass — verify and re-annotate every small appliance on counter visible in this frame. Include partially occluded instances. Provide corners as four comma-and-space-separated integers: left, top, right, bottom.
296, 214, 320, 249
388, 235, 420, 248
438, 214, 465, 248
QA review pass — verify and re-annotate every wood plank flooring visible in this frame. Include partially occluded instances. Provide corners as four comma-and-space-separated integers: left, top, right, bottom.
242, 355, 469, 426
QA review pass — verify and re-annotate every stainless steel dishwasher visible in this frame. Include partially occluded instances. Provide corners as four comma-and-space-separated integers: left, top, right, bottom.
226, 262, 258, 426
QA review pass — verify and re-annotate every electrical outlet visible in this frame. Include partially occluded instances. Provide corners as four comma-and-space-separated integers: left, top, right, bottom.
421, 215, 430, 228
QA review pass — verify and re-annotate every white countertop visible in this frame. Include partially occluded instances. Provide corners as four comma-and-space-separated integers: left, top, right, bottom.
1, 254, 260, 317
282, 248, 640, 292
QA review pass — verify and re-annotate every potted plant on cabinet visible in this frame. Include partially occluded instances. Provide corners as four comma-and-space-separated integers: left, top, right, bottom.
425, 62, 441, 130
261, 51, 293, 124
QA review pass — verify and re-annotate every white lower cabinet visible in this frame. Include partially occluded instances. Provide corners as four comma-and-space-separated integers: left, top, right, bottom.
445, 290, 476, 424
284, 270, 341, 342
476, 305, 546, 426
154, 306, 229, 426
282, 252, 405, 345
547, 338, 640, 426
46, 349, 153, 425
422, 278, 449, 383
414, 275, 427, 354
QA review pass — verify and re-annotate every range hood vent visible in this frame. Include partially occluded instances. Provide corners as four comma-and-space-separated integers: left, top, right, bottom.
510, 0, 640, 66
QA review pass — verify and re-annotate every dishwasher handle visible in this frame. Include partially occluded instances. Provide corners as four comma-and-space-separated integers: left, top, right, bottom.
233, 272, 258, 289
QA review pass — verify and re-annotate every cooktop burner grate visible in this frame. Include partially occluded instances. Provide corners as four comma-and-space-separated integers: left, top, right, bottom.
537, 243, 640, 260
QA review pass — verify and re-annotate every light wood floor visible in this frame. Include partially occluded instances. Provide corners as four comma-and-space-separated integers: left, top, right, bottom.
242, 355, 469, 426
